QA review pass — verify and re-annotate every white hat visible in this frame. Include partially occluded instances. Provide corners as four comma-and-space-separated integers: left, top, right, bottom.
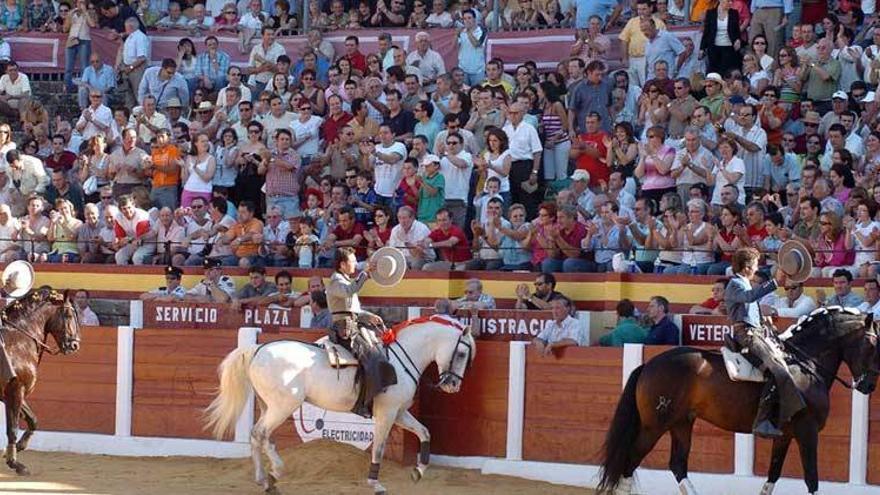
832, 90, 848, 100
370, 247, 407, 287
570, 169, 590, 182
704, 73, 724, 85
1, 260, 34, 298
165, 97, 182, 108
195, 101, 215, 112
420, 154, 441, 166
864, 91, 876, 103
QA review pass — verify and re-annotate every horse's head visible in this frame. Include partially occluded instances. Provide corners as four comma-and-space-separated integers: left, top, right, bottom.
435, 324, 477, 394
841, 313, 880, 395
45, 289, 81, 355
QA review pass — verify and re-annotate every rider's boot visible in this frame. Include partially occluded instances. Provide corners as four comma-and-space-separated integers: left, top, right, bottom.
753, 380, 783, 438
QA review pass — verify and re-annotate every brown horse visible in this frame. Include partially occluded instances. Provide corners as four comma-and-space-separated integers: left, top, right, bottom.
0, 288, 81, 475
597, 308, 880, 495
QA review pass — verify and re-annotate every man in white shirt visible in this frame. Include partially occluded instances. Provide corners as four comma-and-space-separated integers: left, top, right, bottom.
858, 278, 880, 319
116, 17, 150, 108
532, 297, 584, 357
439, 131, 473, 230
247, 27, 285, 91
426, 0, 453, 27
217, 66, 253, 108
129, 95, 170, 147
407, 32, 446, 94
364, 124, 406, 206
762, 282, 817, 318
503, 103, 543, 217
389, 205, 435, 269
671, 126, 715, 202
0, 62, 30, 118
723, 104, 768, 198
75, 89, 116, 141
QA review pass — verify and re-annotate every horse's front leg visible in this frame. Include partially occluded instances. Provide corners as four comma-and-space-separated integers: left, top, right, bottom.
4, 385, 27, 475
760, 435, 793, 495
367, 405, 397, 495
793, 419, 820, 494
394, 409, 430, 482
16, 401, 36, 452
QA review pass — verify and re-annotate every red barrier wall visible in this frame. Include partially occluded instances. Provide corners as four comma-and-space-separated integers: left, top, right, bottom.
28, 326, 118, 434
868, 387, 880, 484
419, 340, 509, 457
132, 328, 238, 440
754, 366, 852, 482
521, 346, 622, 463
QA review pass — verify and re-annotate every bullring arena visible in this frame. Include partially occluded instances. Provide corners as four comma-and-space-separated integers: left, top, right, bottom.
0, 265, 872, 495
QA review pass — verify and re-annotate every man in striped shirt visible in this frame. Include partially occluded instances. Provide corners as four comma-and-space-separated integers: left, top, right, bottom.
263, 129, 303, 219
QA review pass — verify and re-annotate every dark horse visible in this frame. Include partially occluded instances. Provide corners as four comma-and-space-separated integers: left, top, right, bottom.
598, 308, 880, 495
0, 288, 80, 476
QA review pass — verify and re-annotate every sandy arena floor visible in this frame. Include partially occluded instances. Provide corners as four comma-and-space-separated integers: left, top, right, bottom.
0, 440, 594, 495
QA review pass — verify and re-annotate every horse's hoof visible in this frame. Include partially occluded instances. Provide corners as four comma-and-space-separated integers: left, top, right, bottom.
411, 467, 422, 483
14, 464, 29, 476
265, 487, 280, 495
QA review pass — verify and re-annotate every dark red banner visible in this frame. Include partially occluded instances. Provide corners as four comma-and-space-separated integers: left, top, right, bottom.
143, 300, 300, 331
681, 314, 797, 346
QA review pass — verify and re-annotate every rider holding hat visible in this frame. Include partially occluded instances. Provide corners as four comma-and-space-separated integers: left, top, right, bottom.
326, 247, 397, 418
726, 247, 806, 437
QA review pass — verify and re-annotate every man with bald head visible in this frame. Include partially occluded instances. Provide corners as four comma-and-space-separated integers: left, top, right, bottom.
503, 102, 543, 217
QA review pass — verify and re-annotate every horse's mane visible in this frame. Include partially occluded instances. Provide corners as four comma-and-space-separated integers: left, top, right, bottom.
384, 314, 466, 345
780, 306, 867, 344
4, 288, 64, 324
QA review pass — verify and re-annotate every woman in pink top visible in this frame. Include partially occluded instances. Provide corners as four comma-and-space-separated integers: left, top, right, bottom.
634, 126, 676, 205
830, 162, 854, 205
813, 211, 855, 277
524, 202, 557, 270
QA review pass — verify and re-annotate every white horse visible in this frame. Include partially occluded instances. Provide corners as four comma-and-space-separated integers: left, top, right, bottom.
204, 317, 477, 494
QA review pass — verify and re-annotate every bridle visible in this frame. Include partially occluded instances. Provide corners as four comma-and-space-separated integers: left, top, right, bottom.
782, 320, 880, 391
386, 331, 473, 389
6, 301, 79, 357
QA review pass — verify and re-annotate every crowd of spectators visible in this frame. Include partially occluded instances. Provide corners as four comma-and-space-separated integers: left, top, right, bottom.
0, 0, 878, 341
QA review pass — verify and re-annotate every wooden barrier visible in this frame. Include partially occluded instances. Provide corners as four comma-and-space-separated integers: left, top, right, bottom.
868, 389, 880, 484
28, 326, 118, 434
419, 341, 509, 457
641, 346, 735, 474
521, 346, 622, 464
143, 300, 299, 331
131, 328, 239, 440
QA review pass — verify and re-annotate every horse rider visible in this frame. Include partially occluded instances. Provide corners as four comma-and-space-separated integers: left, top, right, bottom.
725, 247, 806, 438
0, 262, 33, 388
326, 247, 398, 418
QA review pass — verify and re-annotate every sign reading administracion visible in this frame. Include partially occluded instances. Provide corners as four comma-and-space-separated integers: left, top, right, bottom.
420, 308, 554, 341
143, 301, 299, 331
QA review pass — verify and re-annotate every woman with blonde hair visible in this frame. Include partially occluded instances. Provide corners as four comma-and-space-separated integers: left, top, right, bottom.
46, 198, 83, 263
813, 211, 855, 277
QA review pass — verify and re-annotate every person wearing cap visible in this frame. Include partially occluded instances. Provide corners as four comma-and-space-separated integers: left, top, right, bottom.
725, 246, 804, 438
326, 246, 396, 418
140, 265, 188, 301
184, 257, 234, 303
818, 90, 850, 136
800, 38, 841, 115
699, 73, 726, 121
417, 154, 445, 223
138, 58, 190, 111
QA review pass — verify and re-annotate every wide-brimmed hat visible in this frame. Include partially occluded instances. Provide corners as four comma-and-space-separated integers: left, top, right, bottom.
1, 260, 34, 298
778, 240, 813, 284
165, 97, 182, 108
195, 101, 215, 112
370, 247, 407, 287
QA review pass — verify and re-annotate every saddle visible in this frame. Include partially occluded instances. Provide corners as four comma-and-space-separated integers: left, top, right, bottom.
721, 328, 788, 383
316, 336, 359, 368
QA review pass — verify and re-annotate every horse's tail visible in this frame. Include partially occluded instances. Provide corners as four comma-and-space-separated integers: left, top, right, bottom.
204, 345, 258, 440
597, 365, 643, 494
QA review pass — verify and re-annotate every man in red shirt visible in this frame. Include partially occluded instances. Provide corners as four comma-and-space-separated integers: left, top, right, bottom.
45, 134, 77, 173
321, 94, 353, 145
321, 207, 367, 264
423, 208, 471, 271
341, 35, 367, 75
689, 278, 727, 315
571, 112, 609, 188
739, 202, 768, 247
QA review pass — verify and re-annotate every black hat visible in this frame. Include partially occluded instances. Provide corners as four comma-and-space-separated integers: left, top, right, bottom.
165, 265, 183, 279
203, 258, 222, 269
